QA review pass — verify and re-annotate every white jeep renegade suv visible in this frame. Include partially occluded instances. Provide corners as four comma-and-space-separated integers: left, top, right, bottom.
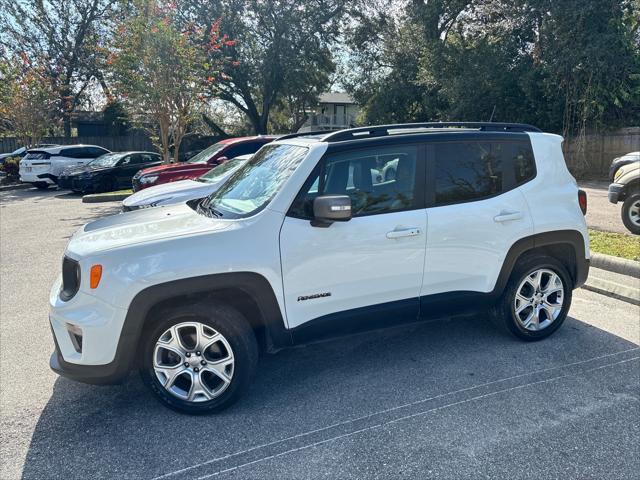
49, 123, 590, 414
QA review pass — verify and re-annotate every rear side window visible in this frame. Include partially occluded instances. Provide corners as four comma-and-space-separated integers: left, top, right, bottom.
61, 147, 80, 158
24, 151, 50, 160
433, 140, 535, 206
224, 142, 264, 159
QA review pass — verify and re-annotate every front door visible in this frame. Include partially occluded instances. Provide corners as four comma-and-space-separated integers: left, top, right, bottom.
279, 144, 427, 341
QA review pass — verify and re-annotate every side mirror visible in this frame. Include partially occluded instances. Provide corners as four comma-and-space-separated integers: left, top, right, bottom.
312, 195, 352, 227
215, 156, 229, 164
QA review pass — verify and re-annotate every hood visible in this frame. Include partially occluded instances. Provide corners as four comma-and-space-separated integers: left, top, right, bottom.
67, 202, 230, 257
62, 163, 113, 176
123, 179, 213, 207
617, 161, 640, 178
136, 162, 205, 177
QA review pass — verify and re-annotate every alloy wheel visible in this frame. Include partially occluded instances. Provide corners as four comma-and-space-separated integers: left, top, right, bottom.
513, 268, 565, 331
628, 199, 640, 227
153, 322, 234, 402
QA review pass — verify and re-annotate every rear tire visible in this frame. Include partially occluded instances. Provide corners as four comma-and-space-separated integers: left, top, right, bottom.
490, 254, 573, 341
33, 182, 49, 190
140, 303, 258, 414
621, 192, 640, 235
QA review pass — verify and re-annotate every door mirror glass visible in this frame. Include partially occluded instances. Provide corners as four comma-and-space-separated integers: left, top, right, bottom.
312, 195, 352, 227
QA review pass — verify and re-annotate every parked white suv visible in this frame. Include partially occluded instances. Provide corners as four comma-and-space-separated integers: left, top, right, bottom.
48, 123, 590, 414
19, 144, 110, 189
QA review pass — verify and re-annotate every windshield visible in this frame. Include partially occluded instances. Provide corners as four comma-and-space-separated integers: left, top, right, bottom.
90, 153, 124, 167
186, 143, 226, 164
198, 158, 247, 183
202, 144, 308, 218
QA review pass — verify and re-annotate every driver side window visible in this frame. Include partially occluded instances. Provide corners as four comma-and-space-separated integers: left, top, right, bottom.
289, 145, 418, 219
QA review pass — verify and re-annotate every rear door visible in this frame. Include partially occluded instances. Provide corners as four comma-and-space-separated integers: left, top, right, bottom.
279, 143, 427, 339
421, 137, 535, 300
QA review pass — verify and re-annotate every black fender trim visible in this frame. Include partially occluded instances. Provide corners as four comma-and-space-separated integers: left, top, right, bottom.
491, 229, 589, 296
51, 272, 291, 385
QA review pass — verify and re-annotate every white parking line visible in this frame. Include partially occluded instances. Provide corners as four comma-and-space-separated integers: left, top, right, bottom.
195, 356, 640, 479
152, 347, 639, 480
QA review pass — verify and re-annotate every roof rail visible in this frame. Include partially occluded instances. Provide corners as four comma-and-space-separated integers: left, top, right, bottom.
321, 122, 542, 142
276, 130, 341, 141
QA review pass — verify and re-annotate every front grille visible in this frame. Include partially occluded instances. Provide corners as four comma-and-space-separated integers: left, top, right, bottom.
60, 256, 80, 301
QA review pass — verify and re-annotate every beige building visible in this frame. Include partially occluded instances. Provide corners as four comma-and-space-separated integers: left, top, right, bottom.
298, 92, 360, 132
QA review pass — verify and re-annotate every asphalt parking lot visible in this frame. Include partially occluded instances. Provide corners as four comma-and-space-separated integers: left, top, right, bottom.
1, 188, 639, 480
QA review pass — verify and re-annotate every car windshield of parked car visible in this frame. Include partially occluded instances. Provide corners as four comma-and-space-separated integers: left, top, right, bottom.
202, 144, 308, 218
90, 153, 124, 167
186, 143, 226, 164
197, 157, 247, 183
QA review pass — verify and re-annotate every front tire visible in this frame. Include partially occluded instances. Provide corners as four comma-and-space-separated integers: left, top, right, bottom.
140, 303, 258, 414
491, 254, 573, 341
621, 192, 640, 235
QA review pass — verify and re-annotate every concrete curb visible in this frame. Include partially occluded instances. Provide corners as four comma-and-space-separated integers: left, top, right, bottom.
82, 192, 130, 203
591, 252, 640, 278
0, 183, 31, 192
583, 271, 640, 306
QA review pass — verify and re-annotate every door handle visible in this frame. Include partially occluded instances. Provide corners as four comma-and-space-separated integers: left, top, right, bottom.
494, 211, 523, 223
386, 227, 421, 239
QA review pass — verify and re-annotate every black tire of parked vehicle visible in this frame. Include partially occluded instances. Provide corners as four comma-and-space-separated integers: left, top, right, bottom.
490, 254, 573, 341
139, 303, 258, 415
621, 192, 640, 235
33, 182, 49, 190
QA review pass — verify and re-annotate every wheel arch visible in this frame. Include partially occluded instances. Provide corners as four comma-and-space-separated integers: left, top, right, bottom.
116, 272, 291, 373
492, 230, 589, 297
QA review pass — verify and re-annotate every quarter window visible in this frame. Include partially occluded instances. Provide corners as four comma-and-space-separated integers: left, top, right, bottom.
433, 140, 535, 206
289, 145, 418, 219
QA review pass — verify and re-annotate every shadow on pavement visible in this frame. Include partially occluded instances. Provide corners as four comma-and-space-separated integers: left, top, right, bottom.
20, 313, 639, 480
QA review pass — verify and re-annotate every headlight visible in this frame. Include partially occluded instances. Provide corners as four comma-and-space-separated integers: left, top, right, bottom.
614, 169, 623, 181
139, 175, 159, 184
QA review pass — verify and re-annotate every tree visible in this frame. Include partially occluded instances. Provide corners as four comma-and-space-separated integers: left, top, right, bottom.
0, 54, 58, 147
179, 0, 348, 134
109, 0, 228, 162
344, 0, 640, 135
0, 0, 118, 137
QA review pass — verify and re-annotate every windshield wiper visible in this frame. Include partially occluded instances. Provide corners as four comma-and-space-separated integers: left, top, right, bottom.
208, 205, 224, 218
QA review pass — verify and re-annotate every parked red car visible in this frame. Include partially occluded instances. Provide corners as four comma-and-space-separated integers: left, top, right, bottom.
132, 136, 276, 191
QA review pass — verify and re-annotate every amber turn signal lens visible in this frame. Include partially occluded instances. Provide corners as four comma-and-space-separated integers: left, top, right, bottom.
90, 264, 102, 289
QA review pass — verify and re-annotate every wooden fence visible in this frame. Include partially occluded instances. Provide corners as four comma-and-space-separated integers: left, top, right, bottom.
0, 135, 157, 153
563, 127, 640, 179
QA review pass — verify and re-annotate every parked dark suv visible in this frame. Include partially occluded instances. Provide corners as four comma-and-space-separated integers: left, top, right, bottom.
58, 152, 162, 193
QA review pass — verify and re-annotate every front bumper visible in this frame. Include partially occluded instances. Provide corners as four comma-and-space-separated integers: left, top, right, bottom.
48, 277, 132, 385
50, 330, 130, 385
608, 183, 624, 204
57, 176, 74, 189
71, 177, 94, 193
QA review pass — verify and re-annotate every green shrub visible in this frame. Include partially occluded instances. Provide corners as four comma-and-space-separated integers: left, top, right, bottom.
0, 157, 20, 177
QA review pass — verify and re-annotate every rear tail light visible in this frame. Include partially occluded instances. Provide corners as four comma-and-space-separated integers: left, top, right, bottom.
578, 189, 587, 215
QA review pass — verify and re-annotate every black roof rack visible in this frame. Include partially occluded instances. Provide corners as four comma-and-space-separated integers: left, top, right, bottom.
321, 122, 542, 142
276, 130, 341, 141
